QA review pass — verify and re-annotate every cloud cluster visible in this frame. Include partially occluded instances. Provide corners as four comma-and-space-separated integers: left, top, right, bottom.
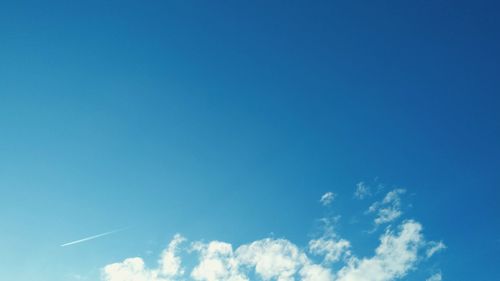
102, 221, 433, 281
101, 186, 444, 281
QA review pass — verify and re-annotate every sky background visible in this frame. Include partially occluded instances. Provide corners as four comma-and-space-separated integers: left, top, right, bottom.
1, 0, 499, 280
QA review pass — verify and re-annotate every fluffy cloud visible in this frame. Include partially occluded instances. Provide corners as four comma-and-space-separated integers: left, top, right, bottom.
320, 192, 335, 206
336, 220, 423, 281
101, 188, 444, 281
299, 263, 334, 281
159, 234, 186, 277
102, 234, 186, 281
191, 241, 246, 281
368, 189, 406, 225
102, 221, 430, 281
103, 257, 166, 281
237, 239, 309, 281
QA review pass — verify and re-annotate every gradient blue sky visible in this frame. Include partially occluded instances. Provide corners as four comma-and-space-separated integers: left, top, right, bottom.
1, 1, 499, 280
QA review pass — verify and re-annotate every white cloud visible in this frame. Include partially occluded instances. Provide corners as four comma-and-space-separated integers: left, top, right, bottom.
103, 257, 166, 281
374, 208, 402, 225
426, 241, 446, 258
368, 189, 406, 225
101, 188, 444, 281
103, 236, 335, 281
299, 263, 334, 281
309, 237, 351, 263
237, 238, 312, 281
426, 272, 442, 281
336, 220, 423, 281
102, 234, 186, 281
354, 182, 371, 199
308, 215, 351, 264
191, 241, 246, 281
102, 221, 428, 281
159, 234, 186, 277
320, 192, 335, 206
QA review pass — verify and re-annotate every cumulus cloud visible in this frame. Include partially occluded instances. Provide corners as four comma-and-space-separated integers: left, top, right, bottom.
299, 263, 334, 281
103, 258, 159, 281
368, 189, 406, 225
101, 188, 444, 281
336, 220, 423, 281
102, 234, 186, 281
237, 238, 309, 281
191, 241, 246, 281
320, 192, 335, 206
102, 221, 431, 281
354, 182, 371, 199
159, 234, 186, 277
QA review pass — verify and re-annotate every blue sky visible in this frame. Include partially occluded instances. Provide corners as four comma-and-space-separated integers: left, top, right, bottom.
1, 1, 499, 280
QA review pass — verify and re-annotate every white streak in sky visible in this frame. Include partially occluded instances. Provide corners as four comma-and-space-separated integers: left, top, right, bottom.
61, 228, 128, 247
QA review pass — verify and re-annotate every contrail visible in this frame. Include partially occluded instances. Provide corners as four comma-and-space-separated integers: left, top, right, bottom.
61, 227, 128, 247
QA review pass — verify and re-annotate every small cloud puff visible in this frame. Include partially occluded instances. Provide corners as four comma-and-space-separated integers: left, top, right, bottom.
426, 272, 442, 281
354, 182, 371, 199
320, 192, 335, 206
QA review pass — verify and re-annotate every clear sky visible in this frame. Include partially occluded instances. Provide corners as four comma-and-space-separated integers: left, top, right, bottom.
1, 1, 499, 281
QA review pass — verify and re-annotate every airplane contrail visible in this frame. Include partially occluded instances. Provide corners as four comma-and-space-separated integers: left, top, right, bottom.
60, 227, 128, 247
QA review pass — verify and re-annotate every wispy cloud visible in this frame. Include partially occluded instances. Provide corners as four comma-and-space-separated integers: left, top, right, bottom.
354, 182, 371, 199
61, 228, 128, 247
426, 241, 446, 258
367, 189, 406, 225
320, 192, 335, 206
426, 272, 442, 281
